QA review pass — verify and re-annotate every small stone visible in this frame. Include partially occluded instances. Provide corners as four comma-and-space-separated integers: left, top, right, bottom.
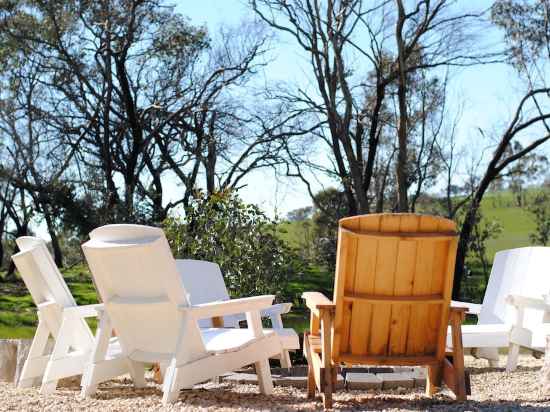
346, 372, 383, 390
392, 366, 414, 373
223, 373, 258, 384
411, 367, 427, 388
377, 372, 414, 389
274, 376, 307, 388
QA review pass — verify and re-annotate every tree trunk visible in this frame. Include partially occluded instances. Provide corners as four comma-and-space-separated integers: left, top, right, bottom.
453, 173, 494, 299
43, 211, 63, 268
395, 0, 409, 213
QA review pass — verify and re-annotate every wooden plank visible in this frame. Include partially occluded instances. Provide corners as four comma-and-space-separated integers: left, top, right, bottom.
343, 293, 443, 304
406, 216, 438, 356
340, 228, 457, 240
332, 218, 360, 358
436, 223, 458, 360
321, 310, 333, 409
339, 353, 439, 366
388, 214, 419, 356
426, 363, 442, 396
425, 241, 447, 354
368, 214, 400, 356
348, 215, 379, 357
447, 308, 467, 400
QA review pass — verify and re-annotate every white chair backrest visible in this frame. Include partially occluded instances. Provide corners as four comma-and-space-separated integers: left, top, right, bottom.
176, 259, 239, 328
12, 237, 76, 308
83, 225, 198, 358
479, 247, 550, 327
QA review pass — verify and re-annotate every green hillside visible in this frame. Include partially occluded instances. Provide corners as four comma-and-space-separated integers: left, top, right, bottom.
481, 191, 536, 258
280, 190, 541, 261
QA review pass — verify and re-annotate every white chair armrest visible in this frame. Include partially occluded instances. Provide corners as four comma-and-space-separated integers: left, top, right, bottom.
451, 300, 481, 315
184, 295, 275, 319
506, 295, 550, 311
262, 302, 292, 318
64, 303, 105, 318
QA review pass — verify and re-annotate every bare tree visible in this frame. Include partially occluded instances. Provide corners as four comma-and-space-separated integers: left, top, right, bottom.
252, 0, 499, 215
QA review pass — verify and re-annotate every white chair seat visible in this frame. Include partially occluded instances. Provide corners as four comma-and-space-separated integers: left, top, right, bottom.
199, 327, 299, 355
269, 328, 300, 350
201, 328, 275, 354
447, 323, 511, 348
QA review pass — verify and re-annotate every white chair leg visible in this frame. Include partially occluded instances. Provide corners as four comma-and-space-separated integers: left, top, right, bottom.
255, 358, 273, 395
506, 343, 521, 372
81, 311, 112, 397
126, 360, 147, 388
18, 320, 50, 388
161, 360, 180, 405
40, 317, 73, 395
474, 347, 500, 367
280, 350, 292, 369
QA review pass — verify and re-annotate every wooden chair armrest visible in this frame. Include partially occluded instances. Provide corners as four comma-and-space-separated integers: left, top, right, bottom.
451, 300, 480, 314
302, 292, 335, 316
449, 306, 467, 323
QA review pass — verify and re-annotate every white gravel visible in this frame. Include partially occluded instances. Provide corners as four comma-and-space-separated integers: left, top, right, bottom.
1, 355, 549, 411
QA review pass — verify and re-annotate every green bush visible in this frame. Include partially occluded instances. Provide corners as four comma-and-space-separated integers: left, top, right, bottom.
163, 191, 307, 301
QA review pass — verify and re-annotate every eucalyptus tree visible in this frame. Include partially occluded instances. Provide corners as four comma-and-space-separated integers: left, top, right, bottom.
0, 0, 291, 233
451, 0, 550, 298
251, 0, 496, 214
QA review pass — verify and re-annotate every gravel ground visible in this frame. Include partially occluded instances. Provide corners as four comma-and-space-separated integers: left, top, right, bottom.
1, 355, 549, 411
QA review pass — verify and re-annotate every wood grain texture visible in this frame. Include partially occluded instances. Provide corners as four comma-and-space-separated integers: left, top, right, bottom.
304, 214, 468, 407
334, 214, 458, 361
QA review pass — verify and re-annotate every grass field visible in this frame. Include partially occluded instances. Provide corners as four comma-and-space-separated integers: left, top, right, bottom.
0, 190, 541, 338
0, 266, 98, 338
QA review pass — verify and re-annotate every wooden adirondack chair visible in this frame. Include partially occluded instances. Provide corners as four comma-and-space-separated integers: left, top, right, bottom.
81, 225, 282, 404
11, 237, 134, 394
302, 214, 469, 409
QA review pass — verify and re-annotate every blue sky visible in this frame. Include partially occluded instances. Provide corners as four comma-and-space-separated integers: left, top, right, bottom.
177, 1, 531, 216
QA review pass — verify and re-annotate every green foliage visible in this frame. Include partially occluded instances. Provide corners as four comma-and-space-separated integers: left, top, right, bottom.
528, 191, 550, 245
310, 188, 348, 271
163, 191, 307, 301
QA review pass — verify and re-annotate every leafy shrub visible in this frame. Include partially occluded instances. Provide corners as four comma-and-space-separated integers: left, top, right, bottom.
163, 191, 307, 301
528, 191, 550, 246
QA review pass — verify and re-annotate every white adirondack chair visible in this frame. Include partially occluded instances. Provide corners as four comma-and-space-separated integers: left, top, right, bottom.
81, 225, 282, 404
449, 246, 550, 369
177, 259, 299, 368
11, 237, 135, 394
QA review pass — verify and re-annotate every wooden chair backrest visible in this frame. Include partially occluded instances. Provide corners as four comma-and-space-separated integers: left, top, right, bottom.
332, 214, 458, 365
